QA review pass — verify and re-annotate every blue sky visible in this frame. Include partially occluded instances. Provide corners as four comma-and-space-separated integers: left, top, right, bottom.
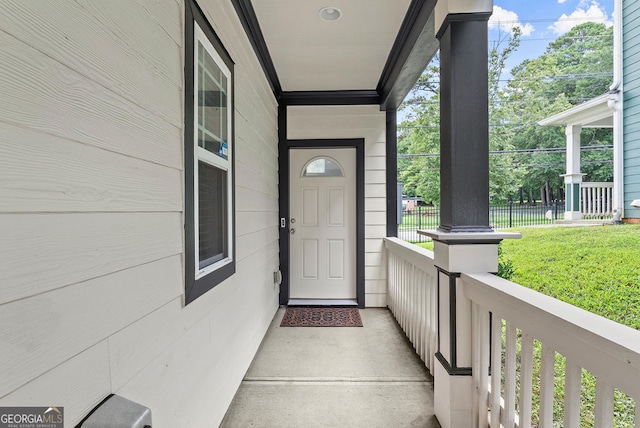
489, 0, 614, 72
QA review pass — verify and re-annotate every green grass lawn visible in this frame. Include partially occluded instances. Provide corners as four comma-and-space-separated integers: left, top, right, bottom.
500, 224, 640, 330
416, 224, 640, 426
417, 224, 640, 329
501, 225, 640, 426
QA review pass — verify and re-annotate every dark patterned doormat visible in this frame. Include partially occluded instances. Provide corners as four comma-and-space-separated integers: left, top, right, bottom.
280, 307, 363, 327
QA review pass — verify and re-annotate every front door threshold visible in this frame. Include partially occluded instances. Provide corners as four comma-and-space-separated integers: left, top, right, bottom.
288, 299, 358, 307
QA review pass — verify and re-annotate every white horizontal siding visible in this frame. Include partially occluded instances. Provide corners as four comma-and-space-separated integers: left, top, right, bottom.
366, 183, 387, 198
288, 105, 388, 307
0, 122, 182, 213
116, 247, 280, 428
108, 298, 186, 391
365, 251, 384, 267
366, 238, 385, 253
0, 29, 182, 169
366, 169, 387, 184
0, 341, 112, 426
366, 196, 387, 212
0, 0, 182, 127
0, 0, 279, 427
237, 211, 280, 237
0, 213, 183, 304
0, 256, 183, 397
366, 210, 388, 225
366, 279, 387, 294
366, 266, 386, 280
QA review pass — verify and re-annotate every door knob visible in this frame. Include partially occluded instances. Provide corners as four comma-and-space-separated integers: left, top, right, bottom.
290, 228, 296, 234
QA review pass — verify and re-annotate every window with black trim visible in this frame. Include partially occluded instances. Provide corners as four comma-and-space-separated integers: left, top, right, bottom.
185, 0, 235, 304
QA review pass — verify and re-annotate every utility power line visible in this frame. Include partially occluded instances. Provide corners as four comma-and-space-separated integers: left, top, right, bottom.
494, 160, 611, 169
490, 35, 612, 44
399, 122, 614, 128
414, 72, 613, 86
398, 159, 612, 172
490, 16, 610, 25
397, 145, 613, 158
402, 96, 605, 106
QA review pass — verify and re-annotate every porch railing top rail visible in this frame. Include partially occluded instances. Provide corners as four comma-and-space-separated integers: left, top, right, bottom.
384, 236, 434, 268
462, 272, 640, 398
581, 182, 614, 188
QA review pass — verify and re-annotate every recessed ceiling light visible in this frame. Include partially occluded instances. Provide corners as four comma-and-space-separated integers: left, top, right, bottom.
319, 7, 342, 22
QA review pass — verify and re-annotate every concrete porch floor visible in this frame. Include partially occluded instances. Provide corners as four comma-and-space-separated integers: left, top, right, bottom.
220, 308, 439, 428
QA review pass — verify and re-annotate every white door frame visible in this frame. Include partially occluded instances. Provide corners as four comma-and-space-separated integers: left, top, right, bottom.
279, 139, 365, 308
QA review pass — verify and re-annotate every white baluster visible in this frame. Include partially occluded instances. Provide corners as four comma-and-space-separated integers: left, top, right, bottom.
594, 381, 614, 428
539, 345, 555, 427
519, 333, 534, 428
504, 322, 517, 427
490, 314, 501, 428
563, 359, 581, 428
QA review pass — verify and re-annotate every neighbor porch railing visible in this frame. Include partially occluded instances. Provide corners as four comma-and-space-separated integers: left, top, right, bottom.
581, 182, 613, 217
464, 272, 640, 428
385, 237, 437, 374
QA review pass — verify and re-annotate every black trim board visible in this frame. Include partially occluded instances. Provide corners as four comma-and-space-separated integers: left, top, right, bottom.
435, 267, 471, 376
280, 90, 380, 106
282, 139, 366, 309
278, 104, 289, 306
386, 109, 398, 237
435, 12, 494, 40
436, 352, 472, 376
230, 0, 282, 96
377, 0, 439, 110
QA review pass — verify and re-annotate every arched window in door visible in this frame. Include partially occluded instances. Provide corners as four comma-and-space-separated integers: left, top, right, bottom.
302, 157, 344, 177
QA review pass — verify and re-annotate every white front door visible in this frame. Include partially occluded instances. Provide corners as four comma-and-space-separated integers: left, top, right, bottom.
289, 148, 356, 300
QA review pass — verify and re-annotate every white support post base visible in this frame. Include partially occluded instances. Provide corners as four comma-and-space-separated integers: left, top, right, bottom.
563, 210, 583, 221
562, 173, 585, 221
434, 359, 474, 428
419, 230, 521, 428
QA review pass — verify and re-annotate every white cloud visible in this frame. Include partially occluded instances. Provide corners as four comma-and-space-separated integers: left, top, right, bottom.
558, 0, 567, 3
548, 1, 612, 35
489, 6, 535, 36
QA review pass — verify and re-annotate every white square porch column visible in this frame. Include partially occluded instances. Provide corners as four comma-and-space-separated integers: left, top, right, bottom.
563, 124, 584, 220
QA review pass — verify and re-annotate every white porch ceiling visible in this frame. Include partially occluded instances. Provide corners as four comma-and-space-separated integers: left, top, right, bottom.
251, 0, 411, 91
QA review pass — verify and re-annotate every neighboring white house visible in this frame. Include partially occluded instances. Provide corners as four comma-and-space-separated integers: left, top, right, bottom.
539, 0, 640, 223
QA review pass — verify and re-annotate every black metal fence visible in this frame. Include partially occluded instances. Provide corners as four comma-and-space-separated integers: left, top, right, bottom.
398, 200, 564, 243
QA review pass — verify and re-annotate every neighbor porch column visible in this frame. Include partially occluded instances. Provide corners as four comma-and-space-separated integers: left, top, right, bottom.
429, 2, 519, 427
563, 124, 584, 220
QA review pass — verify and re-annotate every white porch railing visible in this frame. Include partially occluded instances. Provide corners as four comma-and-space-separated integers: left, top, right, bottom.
385, 237, 437, 374
581, 182, 613, 217
463, 272, 640, 428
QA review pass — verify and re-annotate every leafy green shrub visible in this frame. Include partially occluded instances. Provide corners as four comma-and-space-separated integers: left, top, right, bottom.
497, 242, 515, 280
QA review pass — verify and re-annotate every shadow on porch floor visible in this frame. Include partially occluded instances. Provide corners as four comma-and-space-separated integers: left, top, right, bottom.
220, 308, 439, 428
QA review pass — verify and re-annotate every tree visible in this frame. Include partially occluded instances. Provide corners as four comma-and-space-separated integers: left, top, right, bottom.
488, 27, 527, 202
398, 22, 614, 205
497, 22, 614, 195
398, 29, 525, 204
398, 62, 440, 203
